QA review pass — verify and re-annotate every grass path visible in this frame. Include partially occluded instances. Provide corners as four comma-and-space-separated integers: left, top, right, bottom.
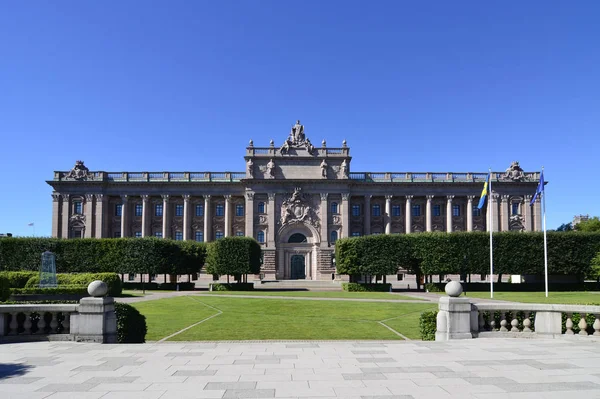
202, 290, 424, 301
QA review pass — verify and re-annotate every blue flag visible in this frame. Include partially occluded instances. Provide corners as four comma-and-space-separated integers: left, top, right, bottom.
477, 173, 490, 209
531, 171, 544, 205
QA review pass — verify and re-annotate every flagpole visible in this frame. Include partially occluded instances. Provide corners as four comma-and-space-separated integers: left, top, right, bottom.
542, 167, 548, 297
489, 168, 494, 299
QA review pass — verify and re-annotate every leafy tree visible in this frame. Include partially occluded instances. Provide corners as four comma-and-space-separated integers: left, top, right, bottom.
575, 217, 600, 232
556, 223, 573, 232
204, 237, 261, 282
589, 252, 600, 282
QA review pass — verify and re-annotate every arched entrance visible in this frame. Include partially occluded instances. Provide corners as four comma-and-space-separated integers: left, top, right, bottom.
277, 222, 320, 280
290, 254, 306, 279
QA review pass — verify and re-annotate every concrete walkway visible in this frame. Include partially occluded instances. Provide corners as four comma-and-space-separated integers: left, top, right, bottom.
1, 338, 599, 398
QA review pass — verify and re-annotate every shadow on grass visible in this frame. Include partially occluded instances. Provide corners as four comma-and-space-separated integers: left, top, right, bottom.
0, 363, 32, 380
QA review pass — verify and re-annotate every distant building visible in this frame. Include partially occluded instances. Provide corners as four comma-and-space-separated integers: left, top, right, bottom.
47, 121, 543, 280
573, 214, 590, 227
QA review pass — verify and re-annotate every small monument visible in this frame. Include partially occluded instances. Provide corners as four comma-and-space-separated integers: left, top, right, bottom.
40, 251, 58, 288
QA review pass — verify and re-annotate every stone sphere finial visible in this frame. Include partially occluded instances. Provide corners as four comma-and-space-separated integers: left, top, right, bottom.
444, 281, 463, 297
249, 139, 254, 147
269, 139, 274, 147
88, 280, 108, 297
342, 139, 347, 147
322, 139, 326, 147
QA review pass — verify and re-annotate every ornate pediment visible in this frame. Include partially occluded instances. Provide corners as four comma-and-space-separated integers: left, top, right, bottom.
501, 161, 525, 182
280, 188, 319, 228
64, 160, 93, 181
69, 214, 86, 225
509, 214, 525, 231
279, 120, 316, 155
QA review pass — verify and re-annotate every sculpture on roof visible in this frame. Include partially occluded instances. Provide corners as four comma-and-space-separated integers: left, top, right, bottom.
502, 161, 525, 181
279, 120, 317, 156
64, 160, 93, 181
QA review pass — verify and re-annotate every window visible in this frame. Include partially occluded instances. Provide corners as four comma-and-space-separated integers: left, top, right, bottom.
433, 205, 441, 217
115, 204, 122, 217
412, 204, 421, 217
195, 204, 204, 217
352, 204, 361, 216
114, 231, 121, 238
128, 273, 135, 281
236, 231, 244, 237
74, 201, 82, 215
351, 231, 361, 237
216, 204, 224, 216
392, 205, 401, 217
195, 231, 204, 242
512, 202, 520, 215
155, 204, 163, 217
257, 231, 265, 243
258, 202, 265, 213
330, 230, 338, 243
215, 231, 224, 240
134, 231, 142, 238
175, 231, 183, 241
236, 204, 244, 216
372, 204, 381, 217
175, 204, 184, 217
452, 205, 461, 217
331, 202, 339, 214
135, 203, 143, 217
472, 206, 481, 217
154, 232, 163, 238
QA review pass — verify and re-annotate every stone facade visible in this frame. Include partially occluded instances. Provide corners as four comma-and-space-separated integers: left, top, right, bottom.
47, 121, 543, 280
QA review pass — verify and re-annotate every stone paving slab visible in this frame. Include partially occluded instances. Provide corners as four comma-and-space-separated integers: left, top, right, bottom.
0, 338, 599, 398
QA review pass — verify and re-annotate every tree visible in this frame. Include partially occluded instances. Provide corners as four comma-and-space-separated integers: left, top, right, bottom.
589, 252, 600, 282
575, 217, 600, 232
556, 223, 573, 232
204, 237, 261, 282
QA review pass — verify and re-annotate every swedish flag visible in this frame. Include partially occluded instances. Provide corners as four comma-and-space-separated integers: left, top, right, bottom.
530, 170, 544, 205
477, 173, 490, 209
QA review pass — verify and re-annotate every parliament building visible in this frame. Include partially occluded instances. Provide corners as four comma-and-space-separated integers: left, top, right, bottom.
47, 121, 543, 280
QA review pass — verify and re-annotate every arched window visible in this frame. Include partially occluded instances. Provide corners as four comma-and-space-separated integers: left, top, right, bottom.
331, 202, 338, 214
330, 230, 338, 243
258, 202, 265, 213
257, 231, 265, 243
288, 233, 307, 243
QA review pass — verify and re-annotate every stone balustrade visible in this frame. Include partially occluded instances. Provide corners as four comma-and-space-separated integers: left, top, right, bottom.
0, 304, 78, 339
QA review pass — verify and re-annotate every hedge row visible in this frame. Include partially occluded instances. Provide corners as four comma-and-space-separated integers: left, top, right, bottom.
341, 283, 392, 292
9, 286, 88, 295
24, 273, 123, 296
0, 276, 9, 301
115, 302, 147, 343
0, 238, 207, 276
426, 282, 600, 292
0, 271, 37, 288
122, 282, 195, 291
205, 237, 261, 279
210, 283, 254, 291
336, 232, 600, 279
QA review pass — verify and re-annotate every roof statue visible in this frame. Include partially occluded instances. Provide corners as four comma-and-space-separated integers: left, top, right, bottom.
280, 120, 316, 155
64, 160, 93, 181
502, 161, 525, 182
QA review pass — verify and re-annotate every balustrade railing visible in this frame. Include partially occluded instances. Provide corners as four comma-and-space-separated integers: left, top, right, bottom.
0, 304, 78, 339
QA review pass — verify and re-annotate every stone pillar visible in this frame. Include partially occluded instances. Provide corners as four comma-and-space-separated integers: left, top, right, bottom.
141, 195, 150, 237
204, 195, 211, 242
405, 196, 413, 234
320, 193, 328, 245
84, 194, 94, 238
267, 193, 276, 247
183, 194, 191, 240
426, 195, 433, 232
385, 195, 392, 234
533, 197, 542, 232
500, 195, 510, 232
245, 192, 254, 238
341, 193, 350, 238
523, 195, 532, 231
224, 195, 232, 237
51, 193, 61, 238
486, 194, 499, 232
446, 195, 454, 233
71, 297, 117, 343
95, 194, 106, 238
364, 195, 371, 235
61, 194, 70, 239
466, 196, 475, 232
162, 195, 170, 239
120, 195, 129, 238
435, 283, 473, 341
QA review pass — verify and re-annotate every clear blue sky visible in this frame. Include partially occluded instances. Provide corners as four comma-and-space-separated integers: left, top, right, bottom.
1, 1, 598, 236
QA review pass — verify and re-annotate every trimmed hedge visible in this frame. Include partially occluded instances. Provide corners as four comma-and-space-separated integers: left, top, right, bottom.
114, 302, 147, 343
0, 271, 38, 288
0, 275, 10, 301
425, 282, 600, 292
10, 286, 88, 295
341, 282, 392, 292
122, 282, 195, 291
210, 283, 254, 291
25, 273, 122, 296
420, 310, 438, 341
205, 237, 261, 280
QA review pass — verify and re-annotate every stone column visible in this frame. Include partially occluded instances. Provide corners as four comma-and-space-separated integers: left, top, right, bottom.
61, 194, 70, 239
162, 195, 170, 239
523, 195, 532, 231
405, 196, 413, 234
95, 194, 106, 238
51, 193, 61, 238
500, 195, 510, 232
120, 195, 129, 238
84, 194, 94, 238
341, 193, 350, 238
446, 195, 454, 233
364, 195, 371, 235
71, 296, 117, 344
320, 193, 329, 245
426, 195, 434, 232
245, 192, 254, 238
486, 194, 499, 232
204, 195, 211, 242
533, 197, 542, 231
141, 195, 150, 237
385, 195, 392, 234
466, 196, 475, 232
183, 195, 191, 240
224, 195, 232, 237
267, 193, 276, 247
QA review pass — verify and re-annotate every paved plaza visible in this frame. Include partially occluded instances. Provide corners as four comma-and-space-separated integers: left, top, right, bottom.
1, 338, 599, 399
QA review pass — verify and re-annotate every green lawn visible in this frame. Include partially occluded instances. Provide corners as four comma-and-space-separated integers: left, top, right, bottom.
131, 295, 436, 341
461, 291, 600, 305
203, 290, 424, 301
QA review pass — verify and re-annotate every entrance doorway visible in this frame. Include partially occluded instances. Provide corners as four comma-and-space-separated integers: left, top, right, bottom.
290, 255, 306, 280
